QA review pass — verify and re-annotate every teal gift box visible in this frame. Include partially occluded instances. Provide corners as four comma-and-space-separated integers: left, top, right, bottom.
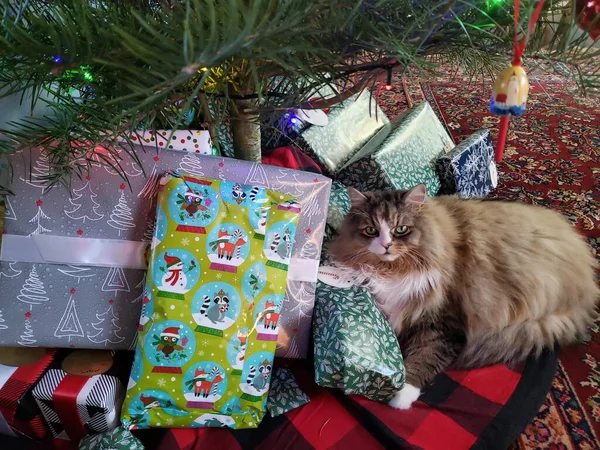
336, 102, 454, 196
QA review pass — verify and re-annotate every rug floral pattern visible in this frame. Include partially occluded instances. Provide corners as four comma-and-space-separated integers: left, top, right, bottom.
378, 66, 600, 448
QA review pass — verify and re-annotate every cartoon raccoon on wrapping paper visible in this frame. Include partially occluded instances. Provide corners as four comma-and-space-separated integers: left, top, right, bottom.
239, 352, 274, 403
264, 221, 297, 271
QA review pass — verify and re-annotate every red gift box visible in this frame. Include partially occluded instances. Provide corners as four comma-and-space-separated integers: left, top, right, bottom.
0, 348, 56, 439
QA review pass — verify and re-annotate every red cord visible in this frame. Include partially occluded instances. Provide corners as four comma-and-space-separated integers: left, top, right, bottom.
497, 0, 546, 161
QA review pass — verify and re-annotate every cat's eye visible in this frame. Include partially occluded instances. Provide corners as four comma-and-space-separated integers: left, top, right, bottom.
363, 226, 378, 237
393, 226, 410, 237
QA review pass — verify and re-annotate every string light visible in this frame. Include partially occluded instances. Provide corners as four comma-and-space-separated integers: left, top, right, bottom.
53, 55, 62, 63
384, 67, 393, 91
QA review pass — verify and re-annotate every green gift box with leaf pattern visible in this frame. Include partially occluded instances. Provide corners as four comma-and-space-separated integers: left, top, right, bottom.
336, 102, 454, 197
313, 270, 405, 403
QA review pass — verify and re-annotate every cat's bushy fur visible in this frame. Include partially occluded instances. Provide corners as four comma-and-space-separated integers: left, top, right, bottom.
329, 185, 599, 409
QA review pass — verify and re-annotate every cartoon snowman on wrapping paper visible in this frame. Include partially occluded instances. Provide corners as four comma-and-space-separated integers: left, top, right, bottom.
159, 253, 196, 294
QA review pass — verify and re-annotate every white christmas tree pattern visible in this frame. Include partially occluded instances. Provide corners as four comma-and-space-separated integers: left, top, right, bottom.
131, 274, 146, 303
143, 211, 156, 242
0, 261, 22, 279
87, 299, 125, 346
18, 312, 36, 346
64, 177, 104, 223
102, 267, 130, 294
29, 199, 51, 235
271, 170, 304, 198
20, 151, 50, 192
138, 155, 160, 199
54, 288, 84, 342
244, 163, 269, 187
300, 184, 323, 219
3, 196, 16, 220
57, 265, 95, 283
178, 154, 204, 176
107, 185, 135, 236
17, 266, 49, 308
0, 309, 8, 330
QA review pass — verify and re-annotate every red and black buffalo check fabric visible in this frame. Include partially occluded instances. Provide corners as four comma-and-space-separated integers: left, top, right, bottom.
140, 350, 557, 450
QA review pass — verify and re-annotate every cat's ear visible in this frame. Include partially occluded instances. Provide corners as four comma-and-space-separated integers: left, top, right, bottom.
347, 187, 367, 207
404, 184, 427, 207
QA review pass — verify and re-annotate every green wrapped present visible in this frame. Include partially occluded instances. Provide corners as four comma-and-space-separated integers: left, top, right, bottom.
266, 368, 310, 417
297, 90, 391, 174
313, 267, 405, 402
337, 102, 454, 197
324, 181, 352, 241
79, 427, 144, 450
121, 173, 300, 430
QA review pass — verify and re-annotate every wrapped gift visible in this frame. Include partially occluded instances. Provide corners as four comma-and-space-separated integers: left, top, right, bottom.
31, 350, 131, 442
436, 128, 498, 198
0, 348, 56, 439
266, 368, 310, 417
295, 90, 391, 174
118, 130, 216, 155
324, 181, 351, 241
337, 102, 454, 197
121, 173, 299, 430
313, 267, 405, 403
0, 147, 330, 356
79, 427, 144, 450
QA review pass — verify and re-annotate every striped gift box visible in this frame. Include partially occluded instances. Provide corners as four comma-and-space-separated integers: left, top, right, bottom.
32, 350, 131, 442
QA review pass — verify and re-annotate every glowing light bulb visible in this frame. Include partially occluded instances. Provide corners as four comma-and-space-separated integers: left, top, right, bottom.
385, 84, 393, 91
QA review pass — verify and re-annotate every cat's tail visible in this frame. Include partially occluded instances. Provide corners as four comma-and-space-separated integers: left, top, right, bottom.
458, 304, 598, 367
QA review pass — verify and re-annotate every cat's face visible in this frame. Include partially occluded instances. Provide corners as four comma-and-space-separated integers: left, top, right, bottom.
330, 185, 427, 266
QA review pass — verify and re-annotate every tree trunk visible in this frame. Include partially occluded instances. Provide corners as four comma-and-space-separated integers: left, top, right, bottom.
231, 98, 261, 162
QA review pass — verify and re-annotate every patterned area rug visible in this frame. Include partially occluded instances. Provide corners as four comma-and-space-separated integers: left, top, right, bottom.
378, 66, 600, 448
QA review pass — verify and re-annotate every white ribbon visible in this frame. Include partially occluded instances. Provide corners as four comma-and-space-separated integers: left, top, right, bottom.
287, 257, 320, 283
0, 234, 148, 270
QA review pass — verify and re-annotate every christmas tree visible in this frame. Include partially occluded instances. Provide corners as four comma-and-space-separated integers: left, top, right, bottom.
19, 312, 36, 346
54, 290, 84, 342
178, 154, 204, 176
57, 265, 95, 283
87, 301, 125, 346
102, 267, 130, 294
64, 180, 104, 223
0, 0, 595, 188
28, 200, 51, 235
107, 190, 135, 236
0, 310, 8, 331
17, 266, 49, 306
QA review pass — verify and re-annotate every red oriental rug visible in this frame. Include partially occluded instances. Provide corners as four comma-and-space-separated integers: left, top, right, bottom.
381, 69, 599, 448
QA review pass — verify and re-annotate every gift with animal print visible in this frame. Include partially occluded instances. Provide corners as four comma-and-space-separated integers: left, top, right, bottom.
121, 172, 300, 429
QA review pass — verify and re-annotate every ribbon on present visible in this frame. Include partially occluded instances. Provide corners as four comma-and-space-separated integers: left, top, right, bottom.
0, 349, 56, 439
0, 234, 148, 270
52, 375, 90, 443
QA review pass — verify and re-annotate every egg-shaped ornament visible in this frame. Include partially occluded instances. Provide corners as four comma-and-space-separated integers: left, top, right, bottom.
490, 65, 529, 116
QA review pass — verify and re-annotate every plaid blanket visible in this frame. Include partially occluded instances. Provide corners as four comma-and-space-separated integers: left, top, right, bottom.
142, 350, 556, 450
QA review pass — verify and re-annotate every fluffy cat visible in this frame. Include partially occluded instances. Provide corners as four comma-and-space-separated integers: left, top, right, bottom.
328, 184, 599, 410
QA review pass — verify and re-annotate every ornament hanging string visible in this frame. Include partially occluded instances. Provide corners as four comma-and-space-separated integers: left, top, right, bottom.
494, 0, 546, 162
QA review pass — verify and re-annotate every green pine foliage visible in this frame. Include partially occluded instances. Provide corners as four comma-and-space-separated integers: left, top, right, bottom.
0, 0, 597, 188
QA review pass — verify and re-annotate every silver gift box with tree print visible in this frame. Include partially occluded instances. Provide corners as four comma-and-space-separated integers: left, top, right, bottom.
0, 146, 331, 357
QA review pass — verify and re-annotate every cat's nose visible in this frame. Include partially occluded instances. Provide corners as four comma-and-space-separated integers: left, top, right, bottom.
383, 242, 392, 249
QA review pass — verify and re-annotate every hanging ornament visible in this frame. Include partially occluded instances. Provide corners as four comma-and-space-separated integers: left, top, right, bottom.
490, 0, 545, 162
576, 0, 600, 40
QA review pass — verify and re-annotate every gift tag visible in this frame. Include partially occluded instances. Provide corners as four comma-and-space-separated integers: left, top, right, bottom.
489, 161, 498, 188
296, 108, 328, 127
317, 266, 356, 288
62, 350, 114, 377
0, 347, 46, 367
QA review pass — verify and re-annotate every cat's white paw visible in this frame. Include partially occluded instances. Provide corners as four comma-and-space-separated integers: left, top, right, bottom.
388, 383, 421, 410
